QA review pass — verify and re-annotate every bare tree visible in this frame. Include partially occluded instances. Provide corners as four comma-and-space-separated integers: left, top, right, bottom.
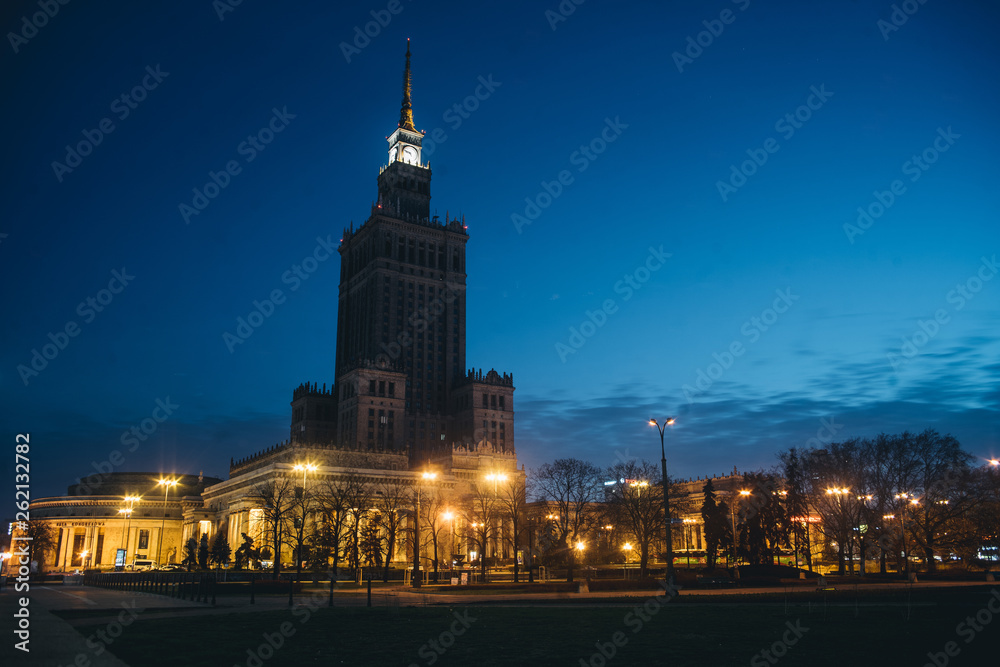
462, 484, 497, 582
14, 520, 56, 574
496, 474, 528, 582
904, 430, 975, 571
420, 487, 451, 583
248, 477, 297, 577
605, 460, 663, 577
314, 474, 363, 578
374, 476, 409, 582
531, 458, 603, 583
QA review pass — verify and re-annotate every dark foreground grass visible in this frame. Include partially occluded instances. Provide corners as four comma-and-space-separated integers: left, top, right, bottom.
74, 588, 1000, 667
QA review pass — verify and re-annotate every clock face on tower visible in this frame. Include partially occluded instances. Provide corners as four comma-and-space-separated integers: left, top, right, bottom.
402, 146, 417, 164
388, 147, 397, 163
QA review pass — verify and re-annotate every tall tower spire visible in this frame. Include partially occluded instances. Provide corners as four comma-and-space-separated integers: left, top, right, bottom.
398, 38, 416, 131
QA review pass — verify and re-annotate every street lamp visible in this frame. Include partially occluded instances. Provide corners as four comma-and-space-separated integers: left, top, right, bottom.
293, 464, 318, 573
731, 490, 750, 566
293, 463, 318, 490
649, 417, 676, 584
156, 479, 178, 567
622, 542, 633, 578
412, 471, 437, 588
118, 495, 141, 568
442, 511, 455, 570
894, 492, 913, 574
485, 472, 508, 565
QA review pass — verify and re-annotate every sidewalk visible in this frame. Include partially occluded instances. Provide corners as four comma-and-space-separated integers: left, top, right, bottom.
0, 584, 206, 666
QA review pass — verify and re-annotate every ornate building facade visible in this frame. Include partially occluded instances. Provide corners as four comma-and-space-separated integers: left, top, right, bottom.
27, 42, 523, 573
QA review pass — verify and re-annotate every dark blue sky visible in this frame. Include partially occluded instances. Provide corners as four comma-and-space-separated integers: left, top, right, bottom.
3, 0, 998, 498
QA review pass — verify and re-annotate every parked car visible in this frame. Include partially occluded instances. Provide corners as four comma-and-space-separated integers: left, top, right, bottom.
129, 559, 156, 571
156, 564, 185, 572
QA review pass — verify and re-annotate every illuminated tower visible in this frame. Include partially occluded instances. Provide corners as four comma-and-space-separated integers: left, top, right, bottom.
334, 40, 473, 461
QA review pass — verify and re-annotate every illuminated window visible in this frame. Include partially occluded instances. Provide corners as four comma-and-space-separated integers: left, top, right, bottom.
199, 520, 212, 537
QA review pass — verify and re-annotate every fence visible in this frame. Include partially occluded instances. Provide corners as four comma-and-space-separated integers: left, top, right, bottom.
83, 571, 217, 604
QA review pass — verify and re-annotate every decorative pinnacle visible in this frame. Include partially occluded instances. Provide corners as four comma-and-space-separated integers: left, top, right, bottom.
398, 38, 416, 131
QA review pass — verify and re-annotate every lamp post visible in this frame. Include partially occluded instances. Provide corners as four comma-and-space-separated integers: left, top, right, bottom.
442, 511, 455, 573
733, 490, 749, 567
156, 479, 178, 567
412, 471, 437, 588
894, 492, 915, 575
293, 463, 318, 576
649, 417, 676, 585
118, 495, 140, 568
485, 472, 508, 564
623, 542, 632, 579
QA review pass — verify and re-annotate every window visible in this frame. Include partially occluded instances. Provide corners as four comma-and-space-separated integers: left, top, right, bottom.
138, 529, 150, 550
482, 393, 488, 408
491, 395, 497, 409
369, 380, 376, 394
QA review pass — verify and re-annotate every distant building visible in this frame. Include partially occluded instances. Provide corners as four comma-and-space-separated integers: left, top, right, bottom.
28, 472, 221, 571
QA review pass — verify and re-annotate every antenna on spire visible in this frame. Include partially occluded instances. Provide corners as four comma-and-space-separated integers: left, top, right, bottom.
398, 39, 416, 131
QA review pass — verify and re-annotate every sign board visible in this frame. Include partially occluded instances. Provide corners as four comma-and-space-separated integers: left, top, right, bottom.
115, 549, 126, 567
450, 577, 459, 586
460, 572, 469, 585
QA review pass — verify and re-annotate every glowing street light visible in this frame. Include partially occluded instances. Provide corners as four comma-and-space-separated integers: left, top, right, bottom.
413, 471, 437, 588
156, 479, 179, 567
442, 510, 455, 569
894, 492, 914, 574
648, 416, 677, 584
118, 495, 141, 567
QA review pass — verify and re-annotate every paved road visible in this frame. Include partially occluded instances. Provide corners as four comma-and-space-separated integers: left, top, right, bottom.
2, 577, 991, 665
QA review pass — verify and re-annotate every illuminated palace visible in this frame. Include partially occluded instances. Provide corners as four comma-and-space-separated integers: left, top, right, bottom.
26, 42, 521, 572
197, 41, 521, 569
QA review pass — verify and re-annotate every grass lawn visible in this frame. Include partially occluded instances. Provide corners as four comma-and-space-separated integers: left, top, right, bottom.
73, 587, 1000, 666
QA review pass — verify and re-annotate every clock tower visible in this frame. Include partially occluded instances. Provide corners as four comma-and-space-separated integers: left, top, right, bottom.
377, 39, 431, 222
